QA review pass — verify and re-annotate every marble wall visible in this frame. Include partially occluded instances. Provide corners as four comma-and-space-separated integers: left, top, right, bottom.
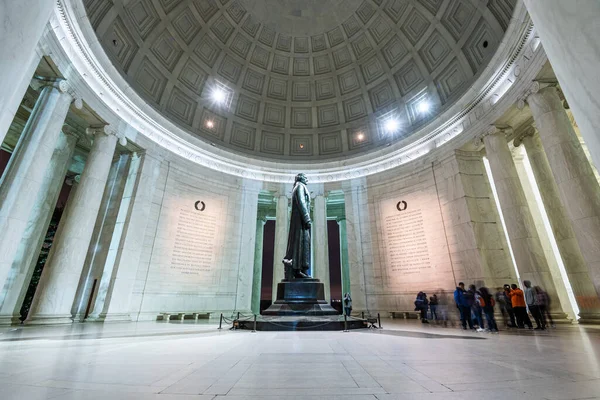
114, 148, 518, 319
127, 158, 259, 321
334, 151, 516, 316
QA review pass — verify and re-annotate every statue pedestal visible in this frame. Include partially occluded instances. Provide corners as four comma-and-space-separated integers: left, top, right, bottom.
262, 278, 338, 316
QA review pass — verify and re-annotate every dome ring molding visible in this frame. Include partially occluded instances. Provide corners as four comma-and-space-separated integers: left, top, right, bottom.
52, 0, 538, 183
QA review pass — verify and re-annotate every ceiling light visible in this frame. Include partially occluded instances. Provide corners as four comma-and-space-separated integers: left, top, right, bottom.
205, 120, 214, 129
384, 118, 399, 133
417, 101, 430, 114
357, 132, 365, 141
212, 88, 227, 104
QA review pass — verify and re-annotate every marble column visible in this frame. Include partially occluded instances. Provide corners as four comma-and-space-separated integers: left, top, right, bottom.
482, 127, 565, 315
522, 1, 600, 170
234, 180, 261, 313
0, 128, 79, 325
72, 153, 133, 321
512, 143, 573, 319
342, 178, 368, 312
0, 0, 54, 143
27, 125, 119, 324
525, 86, 600, 317
88, 153, 162, 322
272, 195, 289, 302
251, 216, 266, 315
338, 217, 351, 297
313, 194, 330, 302
516, 129, 600, 321
0, 79, 80, 298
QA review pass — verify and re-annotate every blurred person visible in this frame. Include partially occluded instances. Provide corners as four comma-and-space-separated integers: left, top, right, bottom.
508, 284, 532, 329
343, 293, 352, 317
454, 282, 474, 330
479, 287, 498, 333
524, 280, 546, 330
534, 286, 554, 328
496, 285, 516, 328
415, 291, 429, 323
429, 293, 439, 320
469, 284, 485, 332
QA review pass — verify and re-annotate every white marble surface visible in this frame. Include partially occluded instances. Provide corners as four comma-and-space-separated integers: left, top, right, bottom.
73, 153, 133, 321
1, 320, 600, 399
483, 130, 563, 312
0, 131, 77, 324
436, 151, 515, 288
527, 87, 600, 308
126, 162, 260, 320
313, 194, 331, 302
343, 178, 369, 312
0, 82, 75, 308
28, 131, 118, 324
0, 0, 52, 143
523, 0, 600, 177
97, 153, 162, 321
272, 194, 290, 301
512, 145, 574, 319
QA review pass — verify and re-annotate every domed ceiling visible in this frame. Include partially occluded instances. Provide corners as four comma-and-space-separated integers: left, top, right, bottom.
85, 0, 515, 161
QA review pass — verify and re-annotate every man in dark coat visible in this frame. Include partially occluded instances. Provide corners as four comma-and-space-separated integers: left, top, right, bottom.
283, 173, 312, 279
454, 282, 474, 330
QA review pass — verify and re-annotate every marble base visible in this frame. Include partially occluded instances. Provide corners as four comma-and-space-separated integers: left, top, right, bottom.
0, 316, 22, 326
262, 278, 338, 316
25, 314, 73, 325
577, 313, 600, 324
239, 315, 368, 331
86, 313, 133, 323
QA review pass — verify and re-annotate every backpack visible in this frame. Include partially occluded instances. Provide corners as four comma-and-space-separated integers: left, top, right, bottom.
479, 295, 495, 308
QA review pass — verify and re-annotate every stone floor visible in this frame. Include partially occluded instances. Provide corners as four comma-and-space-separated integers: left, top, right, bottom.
1, 319, 600, 400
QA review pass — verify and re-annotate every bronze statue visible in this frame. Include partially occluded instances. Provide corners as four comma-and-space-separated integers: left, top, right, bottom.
283, 173, 312, 279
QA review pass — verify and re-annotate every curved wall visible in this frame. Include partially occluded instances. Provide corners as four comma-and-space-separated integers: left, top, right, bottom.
35, 0, 551, 319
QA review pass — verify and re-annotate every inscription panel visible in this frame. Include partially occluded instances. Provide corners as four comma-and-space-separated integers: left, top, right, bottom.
378, 187, 453, 290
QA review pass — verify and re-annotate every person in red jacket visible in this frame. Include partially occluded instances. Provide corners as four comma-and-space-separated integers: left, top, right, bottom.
507, 284, 532, 329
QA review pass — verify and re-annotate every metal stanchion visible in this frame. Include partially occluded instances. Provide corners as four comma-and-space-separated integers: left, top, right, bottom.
343, 314, 349, 332
237, 312, 240, 321
378, 313, 381, 329
362, 311, 365, 319
218, 313, 223, 330
252, 315, 257, 333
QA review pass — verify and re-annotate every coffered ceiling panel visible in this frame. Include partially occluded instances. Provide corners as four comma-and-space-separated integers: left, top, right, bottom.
86, 0, 515, 161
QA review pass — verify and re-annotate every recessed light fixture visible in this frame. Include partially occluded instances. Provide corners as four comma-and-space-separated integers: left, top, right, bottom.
357, 132, 365, 141
384, 118, 399, 133
212, 88, 227, 104
417, 101, 430, 114
207, 80, 234, 109
205, 120, 214, 129
299, 144, 304, 149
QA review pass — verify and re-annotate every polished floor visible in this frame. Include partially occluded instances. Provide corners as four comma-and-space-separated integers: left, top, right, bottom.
1, 319, 600, 400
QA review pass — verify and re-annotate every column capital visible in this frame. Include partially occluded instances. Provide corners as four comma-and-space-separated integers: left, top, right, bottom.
517, 80, 559, 110
513, 125, 537, 147
474, 125, 513, 147
30, 77, 83, 109
62, 124, 83, 141
86, 124, 128, 146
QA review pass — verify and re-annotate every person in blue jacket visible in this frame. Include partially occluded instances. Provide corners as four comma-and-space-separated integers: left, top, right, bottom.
454, 282, 474, 330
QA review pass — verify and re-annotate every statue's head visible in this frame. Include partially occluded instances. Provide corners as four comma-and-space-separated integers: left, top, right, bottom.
295, 173, 308, 184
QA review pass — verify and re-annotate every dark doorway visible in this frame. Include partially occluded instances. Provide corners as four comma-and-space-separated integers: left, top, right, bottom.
260, 220, 275, 312
327, 220, 342, 313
